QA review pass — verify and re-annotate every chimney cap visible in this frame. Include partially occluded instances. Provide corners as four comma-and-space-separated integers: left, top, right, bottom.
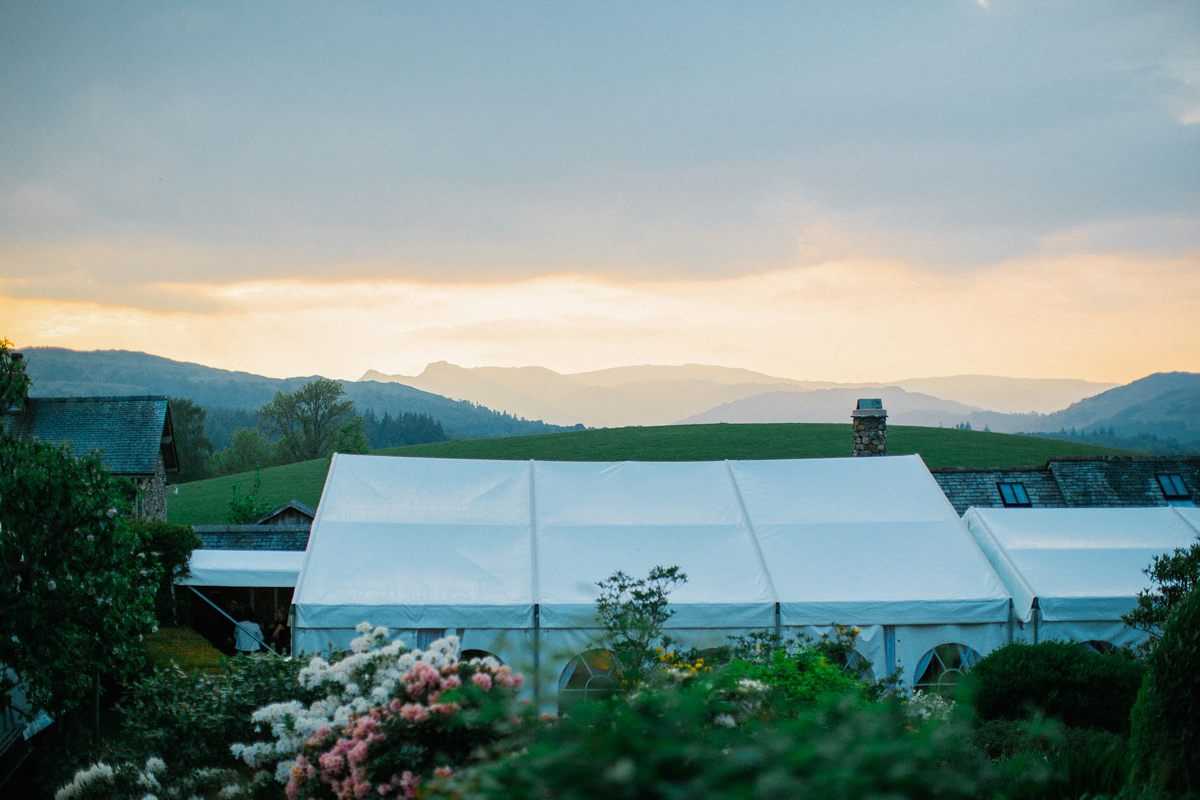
856, 398, 883, 410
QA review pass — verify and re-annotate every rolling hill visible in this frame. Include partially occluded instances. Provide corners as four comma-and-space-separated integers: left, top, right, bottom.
21, 347, 577, 441
166, 423, 1143, 525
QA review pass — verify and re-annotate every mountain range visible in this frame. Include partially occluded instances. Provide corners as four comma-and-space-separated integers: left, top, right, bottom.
17, 347, 1200, 454
21, 348, 576, 443
363, 362, 1116, 428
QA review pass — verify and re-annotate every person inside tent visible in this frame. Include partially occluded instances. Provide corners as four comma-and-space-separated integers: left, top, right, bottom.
234, 604, 264, 655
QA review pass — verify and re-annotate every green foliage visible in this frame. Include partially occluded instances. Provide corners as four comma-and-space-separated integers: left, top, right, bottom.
259, 376, 354, 463
116, 655, 318, 772
1122, 539, 1200, 640
595, 566, 687, 688
450, 688, 1012, 800
727, 647, 863, 707
1130, 584, 1200, 794
721, 626, 905, 702
210, 426, 274, 476
127, 520, 202, 625
0, 435, 159, 719
166, 397, 214, 483
973, 718, 1131, 799
967, 641, 1146, 734
226, 471, 272, 524
333, 412, 372, 454
0, 336, 32, 413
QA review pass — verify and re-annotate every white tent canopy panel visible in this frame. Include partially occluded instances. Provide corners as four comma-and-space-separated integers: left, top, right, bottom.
963, 506, 1200, 626
728, 458, 1011, 625
294, 454, 1014, 662
180, 550, 306, 588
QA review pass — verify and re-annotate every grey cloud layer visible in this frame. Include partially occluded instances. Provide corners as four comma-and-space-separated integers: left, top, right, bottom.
1, 0, 1198, 292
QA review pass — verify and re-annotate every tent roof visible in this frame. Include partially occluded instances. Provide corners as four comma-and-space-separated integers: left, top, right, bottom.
963, 507, 1200, 622
181, 549, 306, 587
294, 454, 1011, 631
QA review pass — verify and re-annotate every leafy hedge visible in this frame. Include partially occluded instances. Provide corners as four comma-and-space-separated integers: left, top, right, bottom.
967, 640, 1145, 734
1130, 584, 1200, 794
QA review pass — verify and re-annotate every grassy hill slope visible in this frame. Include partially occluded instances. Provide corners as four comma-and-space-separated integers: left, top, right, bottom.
167, 423, 1142, 525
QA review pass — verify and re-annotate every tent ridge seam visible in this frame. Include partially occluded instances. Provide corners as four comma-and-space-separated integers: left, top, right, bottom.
724, 460, 779, 604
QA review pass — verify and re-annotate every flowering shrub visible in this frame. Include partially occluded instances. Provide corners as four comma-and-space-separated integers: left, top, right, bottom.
53, 756, 250, 800
233, 623, 525, 799
905, 689, 956, 724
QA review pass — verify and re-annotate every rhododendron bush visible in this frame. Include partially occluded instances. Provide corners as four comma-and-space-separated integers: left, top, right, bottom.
233, 623, 524, 799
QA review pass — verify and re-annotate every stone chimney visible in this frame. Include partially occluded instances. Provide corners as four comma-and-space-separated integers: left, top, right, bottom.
852, 398, 887, 456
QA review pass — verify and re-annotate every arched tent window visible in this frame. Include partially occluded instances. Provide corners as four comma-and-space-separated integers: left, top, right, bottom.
1079, 640, 1114, 655
913, 643, 981, 692
559, 648, 620, 710
461, 649, 504, 665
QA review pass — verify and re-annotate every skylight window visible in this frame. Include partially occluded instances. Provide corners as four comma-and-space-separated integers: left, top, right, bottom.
1156, 474, 1191, 500
997, 482, 1031, 507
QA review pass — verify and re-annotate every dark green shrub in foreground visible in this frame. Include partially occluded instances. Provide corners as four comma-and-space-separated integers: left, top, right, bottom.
974, 719, 1130, 800
446, 684, 1040, 800
1130, 584, 1200, 794
968, 640, 1145, 734
117, 654, 319, 771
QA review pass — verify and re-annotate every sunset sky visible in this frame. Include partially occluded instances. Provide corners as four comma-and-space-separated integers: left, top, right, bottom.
2, 1, 1198, 383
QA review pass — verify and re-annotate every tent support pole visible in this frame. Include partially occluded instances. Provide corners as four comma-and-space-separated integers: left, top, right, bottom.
532, 603, 541, 708
1031, 600, 1040, 645
186, 585, 282, 658
1007, 599, 1014, 644
774, 602, 781, 638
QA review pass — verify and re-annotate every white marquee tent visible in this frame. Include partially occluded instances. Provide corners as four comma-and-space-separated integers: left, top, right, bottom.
963, 506, 1200, 649
293, 454, 1014, 701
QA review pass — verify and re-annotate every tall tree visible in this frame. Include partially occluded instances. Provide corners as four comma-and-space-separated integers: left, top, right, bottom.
258, 378, 354, 463
210, 427, 274, 475
0, 435, 159, 719
168, 397, 215, 483
0, 337, 32, 413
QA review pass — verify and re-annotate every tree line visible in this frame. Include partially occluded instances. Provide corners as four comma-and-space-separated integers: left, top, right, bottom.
170, 378, 449, 482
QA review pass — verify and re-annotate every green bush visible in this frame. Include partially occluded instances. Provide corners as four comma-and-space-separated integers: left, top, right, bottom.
727, 646, 865, 707
127, 519, 202, 625
447, 684, 1026, 800
973, 718, 1130, 800
1130, 584, 1200, 794
116, 654, 318, 771
967, 640, 1145, 734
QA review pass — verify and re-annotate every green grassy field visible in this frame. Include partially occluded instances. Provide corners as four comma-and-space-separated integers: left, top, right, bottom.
167, 423, 1142, 525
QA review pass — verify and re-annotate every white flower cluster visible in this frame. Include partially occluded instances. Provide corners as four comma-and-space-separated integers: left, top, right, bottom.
232, 623, 476, 784
735, 677, 768, 694
905, 689, 956, 723
55, 762, 115, 800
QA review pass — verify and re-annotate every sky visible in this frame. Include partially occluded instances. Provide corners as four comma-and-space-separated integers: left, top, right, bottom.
1, 1, 1198, 383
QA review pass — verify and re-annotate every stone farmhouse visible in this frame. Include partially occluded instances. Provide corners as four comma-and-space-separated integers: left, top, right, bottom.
1, 395, 179, 520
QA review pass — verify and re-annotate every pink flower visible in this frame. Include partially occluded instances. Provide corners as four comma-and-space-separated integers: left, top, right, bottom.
434, 765, 454, 778
440, 674, 462, 690
471, 672, 493, 690
399, 703, 429, 724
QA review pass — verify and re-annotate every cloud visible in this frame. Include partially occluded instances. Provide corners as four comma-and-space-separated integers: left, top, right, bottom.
4, 251, 1197, 384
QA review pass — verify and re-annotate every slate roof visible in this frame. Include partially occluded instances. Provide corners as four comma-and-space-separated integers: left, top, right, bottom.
193, 524, 310, 551
1, 395, 178, 476
933, 455, 1200, 515
254, 500, 316, 526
